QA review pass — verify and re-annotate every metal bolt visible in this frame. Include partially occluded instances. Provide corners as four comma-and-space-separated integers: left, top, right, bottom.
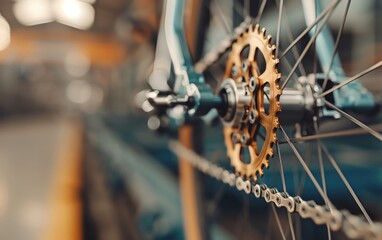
244, 85, 250, 95
249, 109, 257, 124
242, 105, 249, 121
249, 77, 257, 92
265, 191, 271, 202
253, 184, 261, 198
242, 61, 248, 72
241, 133, 247, 144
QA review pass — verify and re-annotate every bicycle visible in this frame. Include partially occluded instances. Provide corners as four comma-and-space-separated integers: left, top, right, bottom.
140, 0, 382, 239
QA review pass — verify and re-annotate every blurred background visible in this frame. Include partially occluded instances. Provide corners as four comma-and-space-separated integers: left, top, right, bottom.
0, 0, 381, 240
0, 1, 161, 239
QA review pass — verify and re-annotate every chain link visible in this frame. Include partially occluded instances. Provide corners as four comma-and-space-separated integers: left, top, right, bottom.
169, 140, 382, 239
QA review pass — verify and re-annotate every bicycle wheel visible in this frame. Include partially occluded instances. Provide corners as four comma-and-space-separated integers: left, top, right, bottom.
150, 0, 382, 239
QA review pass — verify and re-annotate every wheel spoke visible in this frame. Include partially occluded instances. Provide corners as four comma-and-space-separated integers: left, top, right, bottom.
314, 117, 331, 240
297, 143, 313, 196
320, 142, 374, 225
276, 142, 287, 192
233, 1, 250, 22
214, 0, 232, 34
244, 0, 250, 18
280, 55, 300, 81
255, 0, 267, 24
276, 142, 296, 240
239, 195, 250, 239
319, 60, 382, 97
324, 100, 382, 141
279, 123, 382, 144
275, 0, 284, 58
275, 0, 306, 76
207, 184, 226, 218
271, 203, 287, 240
281, 8, 336, 90
279, 126, 334, 208
292, 160, 302, 239
280, 0, 340, 59
322, 0, 351, 90
311, 0, 319, 86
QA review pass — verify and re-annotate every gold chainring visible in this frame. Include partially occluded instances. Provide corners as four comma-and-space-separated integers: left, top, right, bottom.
223, 24, 282, 181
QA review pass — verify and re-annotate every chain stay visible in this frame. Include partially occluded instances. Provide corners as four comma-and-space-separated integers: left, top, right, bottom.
169, 140, 382, 239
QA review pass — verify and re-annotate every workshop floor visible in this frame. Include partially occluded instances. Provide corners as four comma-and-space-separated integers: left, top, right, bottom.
0, 115, 82, 240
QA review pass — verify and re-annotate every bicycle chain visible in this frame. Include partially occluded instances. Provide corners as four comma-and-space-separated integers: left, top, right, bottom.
194, 19, 251, 73
170, 140, 382, 239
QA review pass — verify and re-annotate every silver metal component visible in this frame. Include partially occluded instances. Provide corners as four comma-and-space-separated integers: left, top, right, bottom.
329, 209, 343, 231
262, 74, 341, 126
264, 188, 276, 203
219, 79, 252, 128
299, 200, 316, 219
253, 184, 262, 198
222, 170, 231, 185
235, 176, 251, 194
274, 192, 283, 207
342, 210, 369, 239
276, 88, 306, 124
210, 164, 223, 180
277, 192, 295, 212
249, 77, 257, 92
222, 170, 236, 187
235, 176, 243, 190
312, 205, 332, 225
273, 75, 317, 125
249, 109, 257, 124
242, 60, 248, 72
200, 160, 210, 174
228, 173, 236, 187
243, 179, 251, 194
146, 90, 191, 108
